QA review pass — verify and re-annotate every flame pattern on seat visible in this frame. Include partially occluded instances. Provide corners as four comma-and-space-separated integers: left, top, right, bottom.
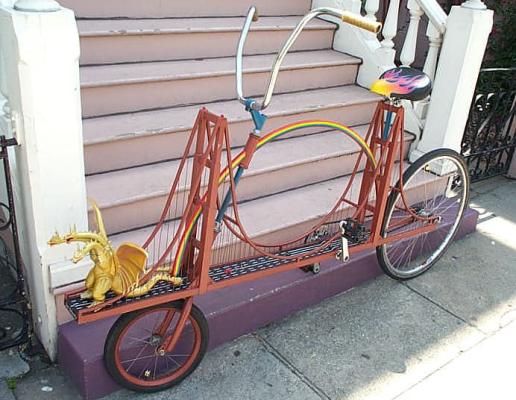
370, 67, 432, 101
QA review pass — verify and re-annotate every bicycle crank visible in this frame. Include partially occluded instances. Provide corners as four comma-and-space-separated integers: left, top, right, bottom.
336, 221, 350, 263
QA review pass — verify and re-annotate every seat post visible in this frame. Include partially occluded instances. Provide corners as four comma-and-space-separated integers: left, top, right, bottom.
357, 100, 404, 229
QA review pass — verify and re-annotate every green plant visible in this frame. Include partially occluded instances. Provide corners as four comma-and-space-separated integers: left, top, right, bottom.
484, 0, 516, 67
6, 377, 17, 391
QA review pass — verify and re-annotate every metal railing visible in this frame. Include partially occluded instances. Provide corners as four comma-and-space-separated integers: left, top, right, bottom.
461, 68, 516, 181
0, 136, 31, 351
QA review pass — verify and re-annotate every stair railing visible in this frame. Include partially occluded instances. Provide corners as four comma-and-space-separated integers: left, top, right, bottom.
374, 0, 446, 78
313, 0, 447, 132
313, 0, 492, 161
361, 0, 449, 134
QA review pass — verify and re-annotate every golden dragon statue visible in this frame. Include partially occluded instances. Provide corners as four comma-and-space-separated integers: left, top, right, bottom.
48, 202, 182, 305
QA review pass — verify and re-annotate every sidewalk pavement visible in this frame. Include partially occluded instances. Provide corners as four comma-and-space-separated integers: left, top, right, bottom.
3, 176, 516, 400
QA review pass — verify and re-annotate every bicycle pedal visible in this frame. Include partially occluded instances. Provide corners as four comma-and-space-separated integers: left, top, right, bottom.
340, 218, 370, 244
337, 221, 350, 263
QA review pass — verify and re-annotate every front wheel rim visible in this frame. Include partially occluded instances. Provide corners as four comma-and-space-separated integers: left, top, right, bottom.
113, 306, 202, 388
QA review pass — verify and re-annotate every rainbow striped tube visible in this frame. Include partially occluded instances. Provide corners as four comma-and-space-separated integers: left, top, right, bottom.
171, 120, 376, 277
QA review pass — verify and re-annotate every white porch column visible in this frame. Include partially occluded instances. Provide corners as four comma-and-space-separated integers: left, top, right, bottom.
410, 3, 493, 161
0, 2, 87, 359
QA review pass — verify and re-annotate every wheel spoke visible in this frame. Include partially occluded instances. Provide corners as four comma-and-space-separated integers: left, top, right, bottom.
125, 343, 150, 373
166, 355, 182, 368
108, 303, 207, 390
378, 152, 469, 279
121, 353, 159, 365
127, 336, 153, 346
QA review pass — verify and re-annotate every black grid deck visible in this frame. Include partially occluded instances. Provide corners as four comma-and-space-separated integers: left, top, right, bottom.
65, 279, 192, 320
65, 238, 342, 320
209, 238, 340, 282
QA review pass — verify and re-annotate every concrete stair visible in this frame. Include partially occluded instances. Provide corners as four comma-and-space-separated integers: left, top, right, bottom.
83, 85, 379, 173
110, 161, 430, 263
88, 128, 415, 235
64, 0, 388, 269
76, 17, 336, 65
58, 208, 479, 400
80, 50, 360, 117
60, 0, 312, 18
57, 0, 393, 274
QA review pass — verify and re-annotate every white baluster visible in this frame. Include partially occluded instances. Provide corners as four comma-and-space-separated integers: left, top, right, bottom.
461, 0, 487, 10
380, 0, 400, 51
400, 0, 424, 67
364, 0, 380, 21
14, 0, 60, 12
423, 22, 442, 81
0, 0, 16, 7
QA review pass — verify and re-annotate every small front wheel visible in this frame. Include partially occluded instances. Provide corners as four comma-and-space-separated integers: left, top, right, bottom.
104, 301, 208, 393
376, 149, 470, 280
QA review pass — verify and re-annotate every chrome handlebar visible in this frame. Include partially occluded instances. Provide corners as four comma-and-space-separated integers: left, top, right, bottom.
236, 6, 382, 112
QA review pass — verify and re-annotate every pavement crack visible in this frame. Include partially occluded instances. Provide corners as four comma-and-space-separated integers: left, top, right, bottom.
401, 282, 487, 335
252, 333, 332, 400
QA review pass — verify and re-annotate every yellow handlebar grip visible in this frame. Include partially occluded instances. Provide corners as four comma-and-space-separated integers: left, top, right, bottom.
342, 11, 382, 34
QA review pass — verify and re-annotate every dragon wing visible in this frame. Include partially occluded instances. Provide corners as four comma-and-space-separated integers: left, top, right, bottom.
116, 243, 149, 284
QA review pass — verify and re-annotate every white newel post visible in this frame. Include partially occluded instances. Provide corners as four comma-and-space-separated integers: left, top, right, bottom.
0, 1, 87, 359
410, 3, 493, 161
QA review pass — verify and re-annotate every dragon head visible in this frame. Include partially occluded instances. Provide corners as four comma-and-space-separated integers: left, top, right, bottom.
48, 225, 79, 246
48, 201, 113, 264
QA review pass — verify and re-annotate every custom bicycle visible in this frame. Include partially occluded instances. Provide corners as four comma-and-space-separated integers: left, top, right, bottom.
52, 6, 470, 393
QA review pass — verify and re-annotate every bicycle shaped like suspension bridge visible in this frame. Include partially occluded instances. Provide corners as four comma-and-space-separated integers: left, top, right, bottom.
49, 6, 470, 393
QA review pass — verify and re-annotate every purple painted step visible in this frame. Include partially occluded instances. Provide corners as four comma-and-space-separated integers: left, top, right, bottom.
58, 208, 478, 400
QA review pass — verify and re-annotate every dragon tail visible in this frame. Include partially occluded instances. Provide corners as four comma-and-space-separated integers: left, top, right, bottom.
125, 272, 183, 298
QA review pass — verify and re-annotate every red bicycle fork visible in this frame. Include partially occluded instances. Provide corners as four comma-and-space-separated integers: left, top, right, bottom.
357, 101, 438, 245
159, 297, 194, 353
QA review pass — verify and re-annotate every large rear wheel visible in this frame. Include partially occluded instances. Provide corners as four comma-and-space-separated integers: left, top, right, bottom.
104, 301, 208, 393
376, 149, 470, 280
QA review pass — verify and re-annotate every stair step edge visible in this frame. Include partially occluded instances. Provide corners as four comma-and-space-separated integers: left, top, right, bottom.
77, 16, 336, 37
83, 86, 381, 146
87, 125, 384, 209
80, 51, 360, 88
87, 130, 415, 212
109, 172, 368, 247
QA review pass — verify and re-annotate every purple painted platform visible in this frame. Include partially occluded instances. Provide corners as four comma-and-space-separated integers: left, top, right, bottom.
58, 207, 478, 399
